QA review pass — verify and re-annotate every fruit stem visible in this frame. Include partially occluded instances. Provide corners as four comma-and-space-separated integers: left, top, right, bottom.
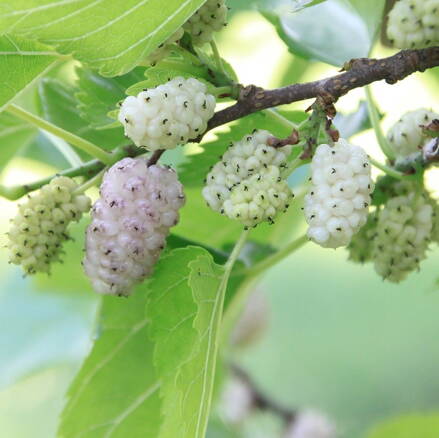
369, 156, 406, 180
365, 86, 396, 161
6, 104, 113, 165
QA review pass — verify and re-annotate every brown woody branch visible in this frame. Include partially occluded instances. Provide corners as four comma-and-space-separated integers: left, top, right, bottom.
199, 46, 439, 139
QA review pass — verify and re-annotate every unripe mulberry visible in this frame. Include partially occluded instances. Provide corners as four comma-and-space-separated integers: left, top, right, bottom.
387, 109, 439, 161
305, 139, 374, 249
147, 28, 184, 64
202, 130, 294, 228
184, 0, 228, 45
118, 77, 216, 150
372, 191, 433, 282
83, 158, 185, 296
387, 0, 439, 49
347, 214, 378, 264
7, 177, 91, 275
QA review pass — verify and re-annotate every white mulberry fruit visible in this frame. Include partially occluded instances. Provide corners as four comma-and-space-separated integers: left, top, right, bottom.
387, 109, 439, 161
184, 0, 228, 45
7, 177, 91, 275
372, 191, 433, 282
305, 139, 374, 249
83, 158, 185, 296
202, 130, 294, 228
118, 77, 216, 151
387, 0, 439, 49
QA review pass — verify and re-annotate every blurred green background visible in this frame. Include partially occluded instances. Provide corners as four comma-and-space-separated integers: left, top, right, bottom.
1, 1, 438, 437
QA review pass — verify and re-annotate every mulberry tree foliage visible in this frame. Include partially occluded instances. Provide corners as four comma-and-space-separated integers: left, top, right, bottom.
1, 1, 439, 438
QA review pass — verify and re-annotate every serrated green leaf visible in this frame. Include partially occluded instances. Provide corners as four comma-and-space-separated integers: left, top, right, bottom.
58, 291, 162, 438
147, 246, 234, 438
38, 78, 127, 157
261, 0, 375, 66
0, 112, 36, 174
75, 66, 145, 129
366, 413, 439, 438
0, 0, 207, 77
0, 34, 58, 110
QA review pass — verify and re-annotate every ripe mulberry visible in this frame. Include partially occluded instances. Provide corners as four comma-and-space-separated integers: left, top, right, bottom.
83, 158, 185, 296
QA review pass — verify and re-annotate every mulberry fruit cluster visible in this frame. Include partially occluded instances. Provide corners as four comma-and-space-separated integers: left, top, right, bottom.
183, 0, 228, 45
202, 130, 294, 228
372, 190, 433, 282
387, 0, 439, 49
304, 139, 374, 249
7, 177, 91, 275
387, 109, 439, 161
83, 158, 185, 296
118, 77, 216, 151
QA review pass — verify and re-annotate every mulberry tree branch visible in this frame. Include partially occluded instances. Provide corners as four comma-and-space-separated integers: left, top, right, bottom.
200, 46, 439, 138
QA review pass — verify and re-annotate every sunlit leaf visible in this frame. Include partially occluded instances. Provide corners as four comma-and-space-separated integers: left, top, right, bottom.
0, 0, 208, 76
0, 34, 58, 110
59, 290, 162, 438
147, 246, 232, 438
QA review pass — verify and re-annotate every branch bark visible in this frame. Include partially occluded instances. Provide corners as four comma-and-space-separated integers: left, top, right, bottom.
200, 46, 439, 139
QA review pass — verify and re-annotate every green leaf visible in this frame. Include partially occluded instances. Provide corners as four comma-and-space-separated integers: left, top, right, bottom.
0, 0, 207, 77
0, 112, 36, 174
75, 66, 145, 129
366, 413, 439, 438
147, 246, 229, 438
0, 34, 58, 110
261, 0, 378, 66
38, 78, 127, 156
58, 291, 162, 438
334, 101, 375, 139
